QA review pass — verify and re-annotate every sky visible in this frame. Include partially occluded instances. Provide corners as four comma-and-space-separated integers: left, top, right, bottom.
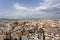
0, 0, 60, 19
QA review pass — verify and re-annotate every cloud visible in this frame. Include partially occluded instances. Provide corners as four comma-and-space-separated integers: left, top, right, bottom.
14, 3, 28, 10
0, 0, 60, 19
13, 0, 60, 19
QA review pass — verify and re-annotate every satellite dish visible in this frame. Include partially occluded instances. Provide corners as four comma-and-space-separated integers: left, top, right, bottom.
0, 28, 3, 34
